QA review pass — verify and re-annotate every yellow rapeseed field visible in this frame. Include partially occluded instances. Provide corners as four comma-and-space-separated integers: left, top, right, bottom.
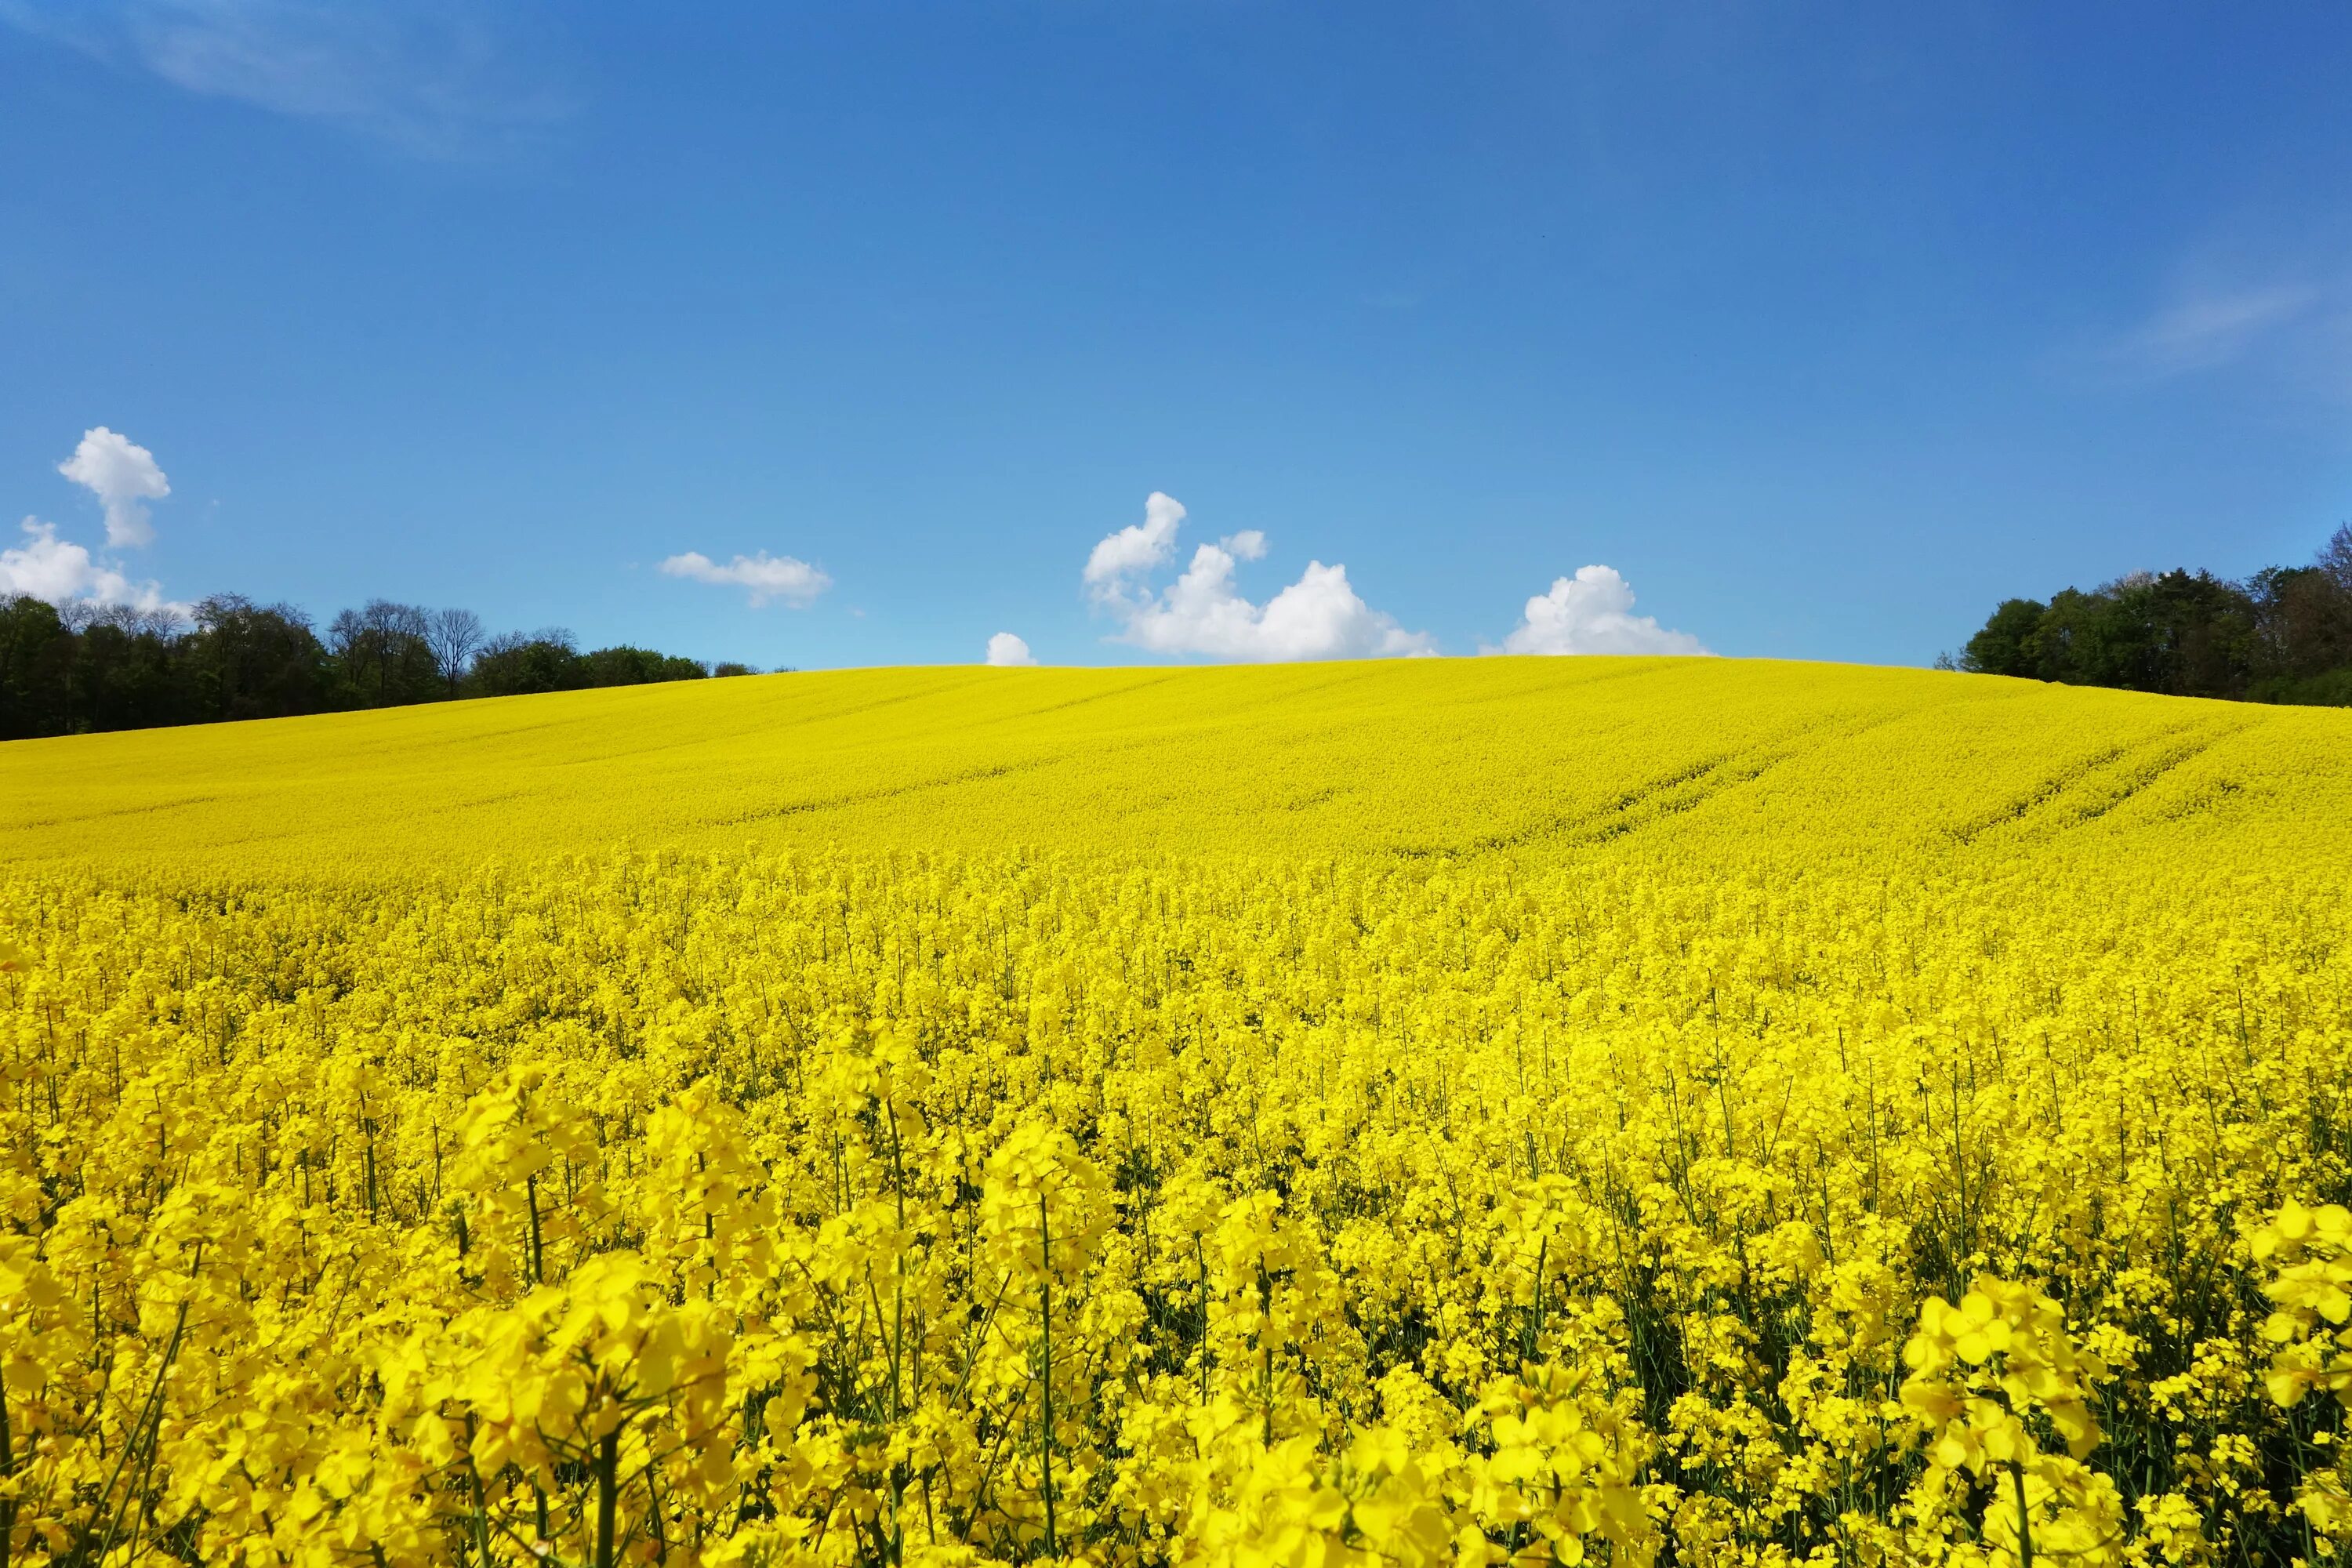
2, 658, 2349, 1568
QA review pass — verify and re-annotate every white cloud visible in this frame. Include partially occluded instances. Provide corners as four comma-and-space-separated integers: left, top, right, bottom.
1494, 565, 1708, 657
1083, 493, 1436, 662
985, 632, 1036, 667
57, 426, 169, 548
1, 517, 188, 618
659, 550, 831, 608
2112, 282, 2319, 377
1083, 490, 1187, 590
0, 0, 573, 158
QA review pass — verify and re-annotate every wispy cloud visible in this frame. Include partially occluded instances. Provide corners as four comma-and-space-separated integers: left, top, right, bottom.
0, 0, 574, 158
659, 550, 831, 609
2109, 282, 2321, 378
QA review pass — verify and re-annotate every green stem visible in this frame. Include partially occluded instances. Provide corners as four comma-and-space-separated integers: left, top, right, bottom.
466, 1456, 493, 1568
2011, 1460, 2034, 1568
596, 1425, 621, 1568
1038, 1187, 1058, 1560
0, 1380, 13, 1568
526, 1174, 545, 1286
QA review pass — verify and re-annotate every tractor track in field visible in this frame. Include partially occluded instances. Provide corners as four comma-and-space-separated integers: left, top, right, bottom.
1947, 720, 2242, 844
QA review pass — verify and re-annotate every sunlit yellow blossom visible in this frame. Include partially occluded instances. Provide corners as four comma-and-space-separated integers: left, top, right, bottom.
1, 660, 2349, 1564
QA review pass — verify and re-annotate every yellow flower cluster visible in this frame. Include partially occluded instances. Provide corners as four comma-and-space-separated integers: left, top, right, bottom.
2252, 1203, 2352, 1542
1900, 1277, 2119, 1566
0, 659, 2347, 1566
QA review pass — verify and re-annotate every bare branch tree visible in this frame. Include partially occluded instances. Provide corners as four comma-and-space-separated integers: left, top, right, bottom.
425, 608, 485, 696
360, 600, 430, 703
364, 599, 430, 644
2321, 521, 2352, 593
325, 607, 367, 662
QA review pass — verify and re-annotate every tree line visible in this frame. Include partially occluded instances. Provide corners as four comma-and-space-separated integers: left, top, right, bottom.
1954, 524, 2352, 706
0, 593, 761, 741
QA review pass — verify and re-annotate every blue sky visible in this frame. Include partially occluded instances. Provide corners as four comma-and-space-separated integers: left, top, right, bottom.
5, 2, 2350, 670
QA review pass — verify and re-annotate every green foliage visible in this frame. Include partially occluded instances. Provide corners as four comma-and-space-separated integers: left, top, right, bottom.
1961, 525, 2352, 706
1961, 597, 2045, 678
468, 633, 715, 698
578, 644, 710, 688
470, 631, 589, 697
180, 595, 332, 722
0, 593, 729, 739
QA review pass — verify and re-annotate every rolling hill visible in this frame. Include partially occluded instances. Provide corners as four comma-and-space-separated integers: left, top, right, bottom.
4, 656, 2346, 877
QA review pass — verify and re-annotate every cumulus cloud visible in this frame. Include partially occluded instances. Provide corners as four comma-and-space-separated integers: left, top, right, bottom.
1, 517, 188, 618
57, 426, 169, 548
985, 632, 1036, 667
1083, 491, 1187, 588
1084, 493, 1435, 662
1493, 565, 1708, 656
659, 550, 831, 608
